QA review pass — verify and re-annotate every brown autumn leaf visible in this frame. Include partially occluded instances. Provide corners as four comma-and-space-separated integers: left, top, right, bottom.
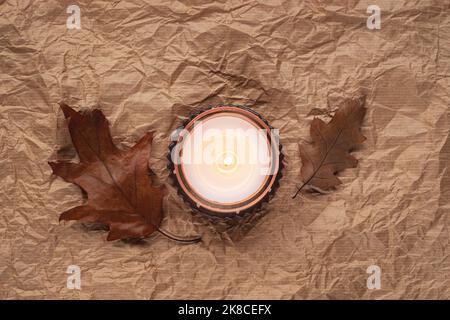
49, 103, 164, 241
293, 96, 366, 198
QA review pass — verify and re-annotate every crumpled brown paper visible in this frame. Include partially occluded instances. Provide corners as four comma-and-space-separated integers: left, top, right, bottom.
1, 0, 449, 299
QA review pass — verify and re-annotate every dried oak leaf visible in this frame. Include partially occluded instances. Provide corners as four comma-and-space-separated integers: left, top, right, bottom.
293, 96, 366, 197
49, 104, 164, 241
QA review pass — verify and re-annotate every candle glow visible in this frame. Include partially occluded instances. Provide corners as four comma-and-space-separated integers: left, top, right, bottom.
170, 106, 281, 216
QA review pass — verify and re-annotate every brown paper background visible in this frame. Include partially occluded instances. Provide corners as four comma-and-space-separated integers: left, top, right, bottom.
1, 0, 449, 299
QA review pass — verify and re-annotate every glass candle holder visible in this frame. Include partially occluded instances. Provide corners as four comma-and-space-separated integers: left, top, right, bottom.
168, 105, 282, 219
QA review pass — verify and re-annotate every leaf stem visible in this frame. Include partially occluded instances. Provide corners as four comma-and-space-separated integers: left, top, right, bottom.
157, 228, 202, 244
292, 183, 307, 199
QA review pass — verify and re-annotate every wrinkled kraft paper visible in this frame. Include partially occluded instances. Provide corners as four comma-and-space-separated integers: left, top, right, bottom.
1, 0, 449, 299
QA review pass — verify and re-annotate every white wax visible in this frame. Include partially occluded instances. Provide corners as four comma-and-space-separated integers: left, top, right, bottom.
180, 113, 272, 204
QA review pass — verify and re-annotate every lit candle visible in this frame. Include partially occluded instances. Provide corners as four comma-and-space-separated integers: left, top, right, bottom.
169, 106, 282, 218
